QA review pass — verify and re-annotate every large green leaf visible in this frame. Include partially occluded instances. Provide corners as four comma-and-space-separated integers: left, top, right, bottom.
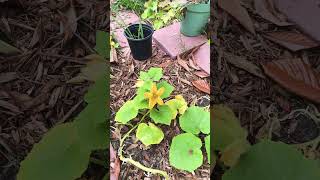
157, 81, 174, 99
179, 106, 210, 135
136, 123, 164, 146
150, 105, 173, 125
223, 140, 320, 180
169, 133, 203, 172
17, 123, 91, 180
95, 30, 110, 59
212, 105, 248, 151
115, 100, 139, 124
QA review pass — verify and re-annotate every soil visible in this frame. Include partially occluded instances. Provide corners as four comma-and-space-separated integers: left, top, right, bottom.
0, 0, 108, 179
212, 1, 320, 179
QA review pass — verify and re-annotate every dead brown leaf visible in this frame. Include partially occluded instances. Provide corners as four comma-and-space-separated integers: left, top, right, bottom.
224, 53, 266, 79
254, 0, 292, 26
192, 80, 210, 94
177, 55, 191, 72
194, 71, 209, 78
263, 31, 319, 51
262, 58, 320, 103
218, 0, 255, 34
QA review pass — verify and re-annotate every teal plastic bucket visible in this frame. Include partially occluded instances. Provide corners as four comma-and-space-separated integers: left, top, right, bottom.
180, 3, 210, 37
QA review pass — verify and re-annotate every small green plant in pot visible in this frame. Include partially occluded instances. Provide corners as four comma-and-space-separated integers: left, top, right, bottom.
180, 0, 210, 37
124, 23, 154, 60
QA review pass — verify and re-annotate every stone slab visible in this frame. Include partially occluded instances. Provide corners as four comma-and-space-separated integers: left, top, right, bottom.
153, 22, 207, 59
113, 28, 128, 47
194, 43, 210, 74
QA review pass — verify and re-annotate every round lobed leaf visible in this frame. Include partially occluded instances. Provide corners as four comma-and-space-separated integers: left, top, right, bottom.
150, 105, 173, 125
179, 106, 210, 134
136, 123, 164, 146
223, 140, 320, 180
169, 133, 203, 172
157, 81, 174, 99
115, 100, 138, 124
139, 68, 163, 81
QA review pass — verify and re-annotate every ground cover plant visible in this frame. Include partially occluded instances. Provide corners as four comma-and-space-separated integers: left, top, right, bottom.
115, 67, 210, 179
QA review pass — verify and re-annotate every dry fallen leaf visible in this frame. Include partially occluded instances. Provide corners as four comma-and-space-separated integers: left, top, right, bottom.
110, 143, 120, 180
192, 80, 210, 94
194, 71, 209, 78
263, 31, 319, 51
224, 53, 265, 79
218, 0, 255, 34
188, 57, 201, 70
254, 0, 292, 26
262, 58, 320, 103
177, 56, 190, 72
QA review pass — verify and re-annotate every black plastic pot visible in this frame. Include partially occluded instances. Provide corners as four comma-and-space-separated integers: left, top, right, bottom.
124, 24, 154, 61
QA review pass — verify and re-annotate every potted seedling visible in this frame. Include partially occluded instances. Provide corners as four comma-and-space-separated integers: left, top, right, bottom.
180, 0, 210, 37
124, 22, 154, 60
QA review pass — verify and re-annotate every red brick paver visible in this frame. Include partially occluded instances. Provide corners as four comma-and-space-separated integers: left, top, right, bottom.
153, 22, 207, 59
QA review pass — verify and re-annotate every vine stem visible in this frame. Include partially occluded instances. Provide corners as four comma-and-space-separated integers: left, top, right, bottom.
118, 110, 170, 180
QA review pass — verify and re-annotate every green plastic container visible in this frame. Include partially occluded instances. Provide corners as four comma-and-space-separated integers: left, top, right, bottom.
180, 3, 210, 37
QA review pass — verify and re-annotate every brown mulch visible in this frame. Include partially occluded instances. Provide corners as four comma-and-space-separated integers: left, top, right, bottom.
110, 43, 210, 179
212, 1, 320, 179
0, 0, 108, 179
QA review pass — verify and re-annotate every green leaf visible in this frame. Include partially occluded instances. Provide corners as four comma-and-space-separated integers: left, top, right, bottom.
150, 105, 173, 125
95, 31, 110, 59
212, 105, 248, 151
169, 133, 203, 172
136, 80, 152, 98
139, 68, 163, 81
67, 54, 106, 83
0, 39, 21, 54
205, 135, 210, 163
165, 96, 187, 119
179, 106, 210, 135
115, 100, 139, 124
17, 123, 91, 180
157, 81, 174, 99
223, 140, 320, 180
220, 139, 251, 167
136, 122, 164, 146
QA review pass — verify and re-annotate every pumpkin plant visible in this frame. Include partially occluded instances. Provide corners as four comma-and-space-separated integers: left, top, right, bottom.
115, 67, 210, 179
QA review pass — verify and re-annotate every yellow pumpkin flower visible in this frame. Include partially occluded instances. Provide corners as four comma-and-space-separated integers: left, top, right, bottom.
144, 83, 165, 109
